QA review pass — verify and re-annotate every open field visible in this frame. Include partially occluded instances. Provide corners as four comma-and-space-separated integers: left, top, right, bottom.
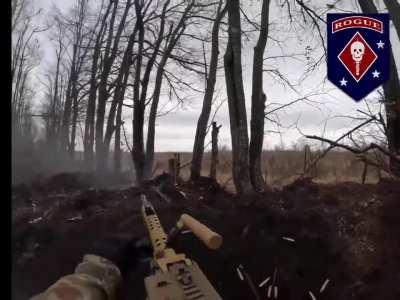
152, 150, 382, 191
13, 148, 383, 191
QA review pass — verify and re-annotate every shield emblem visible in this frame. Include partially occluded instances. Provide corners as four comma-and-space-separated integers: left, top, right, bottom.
327, 14, 390, 102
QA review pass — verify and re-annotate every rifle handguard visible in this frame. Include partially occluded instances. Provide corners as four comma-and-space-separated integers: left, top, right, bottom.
178, 214, 223, 250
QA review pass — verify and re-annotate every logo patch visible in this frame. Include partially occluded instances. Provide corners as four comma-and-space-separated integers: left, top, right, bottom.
327, 14, 390, 101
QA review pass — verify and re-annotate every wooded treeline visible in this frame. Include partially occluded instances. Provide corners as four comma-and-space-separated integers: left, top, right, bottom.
12, 0, 400, 193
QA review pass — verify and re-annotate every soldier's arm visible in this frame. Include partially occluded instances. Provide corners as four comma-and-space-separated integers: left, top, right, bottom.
30, 255, 122, 300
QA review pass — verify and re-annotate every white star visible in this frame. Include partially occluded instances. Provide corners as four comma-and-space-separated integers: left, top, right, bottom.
372, 70, 380, 78
340, 77, 347, 86
377, 40, 385, 49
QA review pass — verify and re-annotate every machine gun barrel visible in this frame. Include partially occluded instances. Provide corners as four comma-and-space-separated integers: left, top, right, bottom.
141, 195, 168, 258
140, 194, 223, 299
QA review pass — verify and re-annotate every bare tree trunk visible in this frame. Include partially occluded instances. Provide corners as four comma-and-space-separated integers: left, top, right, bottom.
383, 54, 400, 177
358, 0, 400, 177
113, 100, 123, 173
224, 0, 252, 195
11, 6, 39, 137
249, 0, 270, 192
17, 71, 29, 136
84, 51, 99, 170
144, 1, 193, 180
190, 1, 227, 181
168, 158, 177, 184
84, 1, 113, 171
61, 72, 74, 153
361, 162, 368, 184
130, 0, 146, 183
61, 0, 88, 155
104, 24, 137, 151
383, 0, 400, 176
303, 144, 317, 177
383, 0, 400, 40
175, 153, 181, 181
210, 122, 221, 179
144, 66, 164, 180
96, 0, 130, 172
57, 73, 67, 136
69, 91, 78, 158
132, 1, 169, 182
48, 34, 63, 151
95, 1, 118, 172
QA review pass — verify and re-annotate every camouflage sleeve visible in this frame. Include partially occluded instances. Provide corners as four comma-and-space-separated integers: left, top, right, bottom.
30, 255, 122, 300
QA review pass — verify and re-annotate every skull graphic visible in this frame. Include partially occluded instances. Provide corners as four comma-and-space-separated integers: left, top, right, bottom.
350, 41, 365, 62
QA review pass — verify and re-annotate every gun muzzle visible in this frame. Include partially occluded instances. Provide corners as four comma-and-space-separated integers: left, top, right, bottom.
178, 214, 223, 250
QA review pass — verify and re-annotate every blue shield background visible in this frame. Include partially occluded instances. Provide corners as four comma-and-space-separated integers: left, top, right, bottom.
327, 14, 390, 102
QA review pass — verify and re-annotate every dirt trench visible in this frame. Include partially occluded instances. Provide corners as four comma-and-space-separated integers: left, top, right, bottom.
11, 174, 400, 300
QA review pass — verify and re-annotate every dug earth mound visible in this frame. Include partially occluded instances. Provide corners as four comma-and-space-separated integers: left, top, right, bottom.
12, 173, 400, 300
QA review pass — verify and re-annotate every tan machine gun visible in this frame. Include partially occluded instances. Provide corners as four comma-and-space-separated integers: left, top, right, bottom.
141, 194, 223, 300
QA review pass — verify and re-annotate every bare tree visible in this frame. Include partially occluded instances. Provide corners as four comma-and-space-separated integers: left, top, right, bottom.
12, 0, 27, 32
60, 0, 90, 156
125, 0, 200, 182
131, 0, 147, 182
210, 121, 221, 179
98, 0, 141, 173
83, 0, 114, 170
383, 0, 400, 40
249, 0, 271, 192
43, 18, 67, 151
143, 0, 196, 180
12, 0, 42, 138
104, 23, 137, 171
113, 101, 124, 172
358, 0, 400, 176
224, 0, 252, 195
190, 0, 227, 181
95, 0, 132, 171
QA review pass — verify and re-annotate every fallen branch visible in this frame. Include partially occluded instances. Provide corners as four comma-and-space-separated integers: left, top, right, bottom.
356, 155, 391, 174
305, 136, 400, 164
300, 117, 377, 177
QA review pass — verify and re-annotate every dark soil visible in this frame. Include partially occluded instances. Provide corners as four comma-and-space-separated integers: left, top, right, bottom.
11, 173, 400, 300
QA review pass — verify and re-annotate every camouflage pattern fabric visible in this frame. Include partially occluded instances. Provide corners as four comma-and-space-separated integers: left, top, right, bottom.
30, 255, 122, 300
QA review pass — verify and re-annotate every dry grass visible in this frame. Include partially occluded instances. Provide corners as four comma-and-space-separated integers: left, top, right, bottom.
149, 150, 382, 192
11, 144, 384, 190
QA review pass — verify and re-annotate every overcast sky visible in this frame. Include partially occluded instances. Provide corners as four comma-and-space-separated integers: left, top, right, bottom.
31, 0, 400, 152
